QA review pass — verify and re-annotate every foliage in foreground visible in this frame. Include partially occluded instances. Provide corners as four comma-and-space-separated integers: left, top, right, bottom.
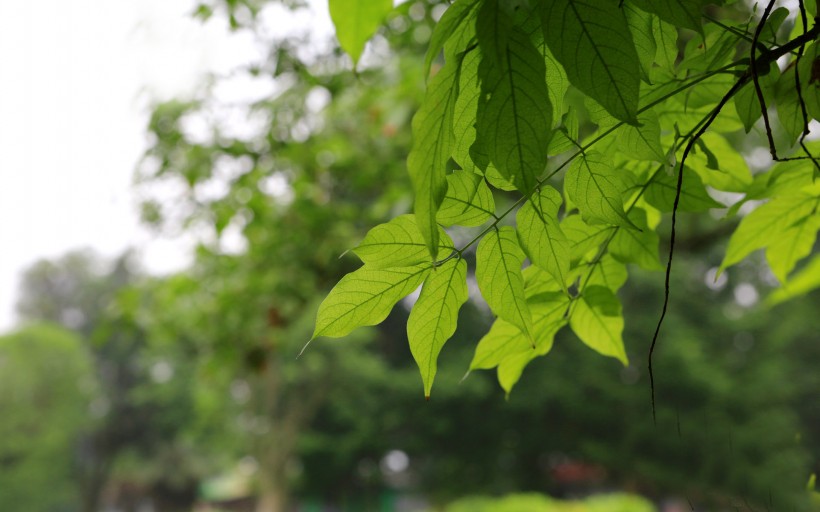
441, 493, 655, 512
313, 0, 820, 398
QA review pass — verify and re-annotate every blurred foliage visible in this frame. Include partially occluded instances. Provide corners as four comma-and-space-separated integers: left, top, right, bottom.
441, 492, 654, 512
0, 324, 93, 512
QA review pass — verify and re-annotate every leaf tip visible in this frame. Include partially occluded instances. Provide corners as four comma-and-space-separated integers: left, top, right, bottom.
424, 394, 431, 402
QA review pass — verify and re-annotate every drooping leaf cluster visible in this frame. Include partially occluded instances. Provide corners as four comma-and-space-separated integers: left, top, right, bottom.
316, 0, 820, 397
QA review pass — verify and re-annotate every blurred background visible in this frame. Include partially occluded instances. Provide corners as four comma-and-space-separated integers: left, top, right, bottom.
0, 1, 818, 511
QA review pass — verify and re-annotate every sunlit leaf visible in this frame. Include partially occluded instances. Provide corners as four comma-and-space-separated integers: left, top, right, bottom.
616, 111, 665, 162
408, 258, 469, 397
424, 0, 480, 79
719, 190, 820, 275
610, 209, 663, 271
569, 285, 628, 365
625, 4, 657, 84
476, 227, 533, 341
437, 171, 496, 227
561, 214, 614, 262
768, 255, 820, 305
313, 265, 431, 339
565, 151, 638, 229
766, 214, 820, 283
329, 0, 393, 66
354, 215, 454, 268
644, 166, 723, 212
408, 54, 461, 260
541, 0, 640, 123
516, 185, 570, 292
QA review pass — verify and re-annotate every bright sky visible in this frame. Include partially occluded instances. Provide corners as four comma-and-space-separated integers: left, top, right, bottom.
0, 0, 312, 331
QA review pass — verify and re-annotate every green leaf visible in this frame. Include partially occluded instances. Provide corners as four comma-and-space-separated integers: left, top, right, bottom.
565, 151, 638, 229
719, 191, 820, 275
561, 214, 614, 262
768, 255, 820, 305
624, 3, 657, 84
688, 133, 752, 192
577, 254, 629, 292
424, 0, 480, 79
408, 54, 461, 260
644, 166, 724, 212
328, 0, 393, 66
475, 15, 553, 194
766, 214, 820, 283
470, 292, 569, 392
652, 15, 678, 74
408, 258, 469, 397
570, 285, 628, 365
630, 0, 712, 34
354, 215, 454, 269
610, 209, 663, 271
313, 265, 431, 339
476, 227, 534, 341
616, 111, 666, 162
453, 49, 495, 176
437, 171, 496, 227
775, 66, 805, 145
797, 42, 820, 121
540, 0, 640, 123
516, 186, 570, 291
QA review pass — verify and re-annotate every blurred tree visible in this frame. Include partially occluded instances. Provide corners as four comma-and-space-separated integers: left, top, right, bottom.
0, 324, 94, 512
16, 251, 202, 512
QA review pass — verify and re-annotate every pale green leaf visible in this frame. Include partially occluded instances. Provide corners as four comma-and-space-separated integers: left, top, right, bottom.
453, 49, 496, 176
424, 0, 480, 79
644, 166, 723, 212
624, 3, 657, 84
688, 132, 752, 192
354, 215, 454, 269
630, 0, 712, 34
652, 15, 678, 74
475, 19, 553, 194
719, 192, 820, 275
516, 186, 570, 291
610, 209, 663, 271
476, 227, 534, 340
560, 214, 614, 262
541, 0, 640, 123
570, 285, 628, 365
408, 55, 461, 260
329, 0, 393, 66
575, 254, 629, 292
565, 151, 638, 229
523, 265, 565, 295
616, 111, 665, 162
470, 292, 568, 391
766, 215, 820, 283
408, 258, 469, 397
768, 255, 820, 305
313, 265, 431, 339
438, 171, 495, 227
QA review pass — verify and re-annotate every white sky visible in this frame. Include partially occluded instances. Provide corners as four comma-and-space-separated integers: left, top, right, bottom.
0, 0, 321, 331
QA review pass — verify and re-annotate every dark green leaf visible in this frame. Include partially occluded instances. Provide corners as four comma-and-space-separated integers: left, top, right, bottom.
541, 0, 641, 123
